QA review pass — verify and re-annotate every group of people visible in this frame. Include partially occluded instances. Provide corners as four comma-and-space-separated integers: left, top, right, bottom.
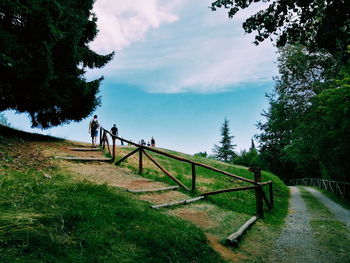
139, 137, 156, 147
88, 115, 156, 148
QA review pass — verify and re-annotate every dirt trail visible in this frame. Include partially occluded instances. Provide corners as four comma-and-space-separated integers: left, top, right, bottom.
269, 186, 328, 263
48, 144, 249, 262
304, 187, 350, 229
270, 186, 350, 263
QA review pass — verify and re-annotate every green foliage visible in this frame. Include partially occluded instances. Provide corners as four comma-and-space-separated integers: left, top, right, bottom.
212, 118, 236, 163
193, 151, 208, 158
0, 169, 224, 263
211, 0, 350, 59
233, 149, 261, 168
0, 0, 114, 128
256, 45, 347, 181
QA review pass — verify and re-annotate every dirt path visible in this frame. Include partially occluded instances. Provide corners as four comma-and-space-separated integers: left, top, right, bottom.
304, 187, 350, 229
269, 186, 350, 263
269, 186, 328, 263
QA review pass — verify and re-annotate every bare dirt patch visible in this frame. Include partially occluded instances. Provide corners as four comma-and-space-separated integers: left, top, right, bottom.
168, 204, 218, 228
206, 234, 247, 262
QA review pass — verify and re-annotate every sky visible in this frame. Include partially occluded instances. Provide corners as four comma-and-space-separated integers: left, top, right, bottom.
3, 0, 278, 155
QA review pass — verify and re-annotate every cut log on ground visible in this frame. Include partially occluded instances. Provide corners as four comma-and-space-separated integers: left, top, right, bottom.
54, 156, 112, 162
127, 186, 179, 193
67, 147, 100, 151
151, 196, 205, 209
226, 216, 258, 247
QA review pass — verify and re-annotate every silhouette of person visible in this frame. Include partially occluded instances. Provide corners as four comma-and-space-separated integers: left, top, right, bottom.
151, 137, 156, 147
89, 115, 99, 147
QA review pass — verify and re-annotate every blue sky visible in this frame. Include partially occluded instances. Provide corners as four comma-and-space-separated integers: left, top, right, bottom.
4, 0, 277, 155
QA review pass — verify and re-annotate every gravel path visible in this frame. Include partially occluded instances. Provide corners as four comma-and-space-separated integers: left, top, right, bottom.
269, 186, 328, 263
304, 187, 350, 229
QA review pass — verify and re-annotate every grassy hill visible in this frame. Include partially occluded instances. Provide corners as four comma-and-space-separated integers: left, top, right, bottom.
114, 146, 288, 224
0, 125, 289, 262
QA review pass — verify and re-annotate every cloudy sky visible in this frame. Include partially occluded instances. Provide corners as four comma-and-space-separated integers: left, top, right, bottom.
5, 0, 278, 155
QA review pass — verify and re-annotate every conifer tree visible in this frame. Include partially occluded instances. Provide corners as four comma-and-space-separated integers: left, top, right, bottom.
213, 118, 236, 162
250, 139, 256, 151
0, 0, 114, 128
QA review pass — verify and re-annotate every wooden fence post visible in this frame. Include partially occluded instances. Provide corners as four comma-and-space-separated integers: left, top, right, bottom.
99, 127, 102, 146
191, 163, 196, 192
139, 148, 143, 174
250, 167, 264, 219
112, 136, 116, 161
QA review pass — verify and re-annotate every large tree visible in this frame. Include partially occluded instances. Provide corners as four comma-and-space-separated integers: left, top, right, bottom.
213, 118, 237, 162
0, 0, 114, 128
211, 0, 350, 59
257, 45, 348, 181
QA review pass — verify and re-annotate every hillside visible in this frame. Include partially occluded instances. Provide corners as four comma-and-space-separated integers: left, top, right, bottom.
0, 125, 289, 262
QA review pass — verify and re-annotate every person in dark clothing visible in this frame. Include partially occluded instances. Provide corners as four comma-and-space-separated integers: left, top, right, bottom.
89, 115, 99, 147
151, 137, 156, 147
111, 124, 118, 136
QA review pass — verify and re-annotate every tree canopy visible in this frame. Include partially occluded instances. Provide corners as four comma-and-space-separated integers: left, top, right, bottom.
257, 45, 350, 182
211, 0, 350, 59
0, 0, 114, 128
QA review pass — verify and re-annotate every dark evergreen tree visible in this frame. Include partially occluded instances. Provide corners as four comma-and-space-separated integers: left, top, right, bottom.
213, 118, 236, 162
0, 0, 114, 128
249, 139, 256, 151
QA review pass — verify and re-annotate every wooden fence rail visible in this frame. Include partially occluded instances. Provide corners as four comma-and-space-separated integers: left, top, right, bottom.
289, 178, 350, 200
99, 127, 274, 218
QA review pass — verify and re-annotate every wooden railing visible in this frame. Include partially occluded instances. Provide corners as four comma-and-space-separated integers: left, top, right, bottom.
99, 127, 274, 218
289, 178, 350, 200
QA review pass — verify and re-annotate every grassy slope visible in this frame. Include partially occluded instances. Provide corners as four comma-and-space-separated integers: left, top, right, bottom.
0, 125, 224, 263
113, 145, 289, 261
116, 146, 289, 225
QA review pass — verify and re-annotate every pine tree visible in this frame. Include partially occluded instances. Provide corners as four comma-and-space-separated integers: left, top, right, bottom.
213, 118, 236, 162
0, 0, 114, 128
250, 139, 256, 151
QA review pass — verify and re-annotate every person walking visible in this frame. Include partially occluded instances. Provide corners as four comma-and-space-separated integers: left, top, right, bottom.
89, 115, 99, 147
151, 137, 156, 147
110, 124, 118, 136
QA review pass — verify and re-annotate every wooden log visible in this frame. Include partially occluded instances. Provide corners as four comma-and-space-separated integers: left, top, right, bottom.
151, 196, 204, 209
54, 156, 112, 162
99, 127, 102, 146
112, 137, 116, 161
67, 147, 100, 151
226, 216, 258, 246
127, 186, 179, 193
139, 148, 143, 174
252, 168, 264, 219
143, 150, 189, 191
191, 163, 196, 192
115, 148, 140, 165
202, 185, 257, 196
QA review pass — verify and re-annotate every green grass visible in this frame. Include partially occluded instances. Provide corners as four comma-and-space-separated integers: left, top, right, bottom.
299, 187, 350, 262
117, 147, 289, 225
0, 169, 225, 263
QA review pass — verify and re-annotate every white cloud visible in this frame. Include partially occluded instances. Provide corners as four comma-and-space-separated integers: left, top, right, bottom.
90, 0, 182, 52
87, 0, 277, 94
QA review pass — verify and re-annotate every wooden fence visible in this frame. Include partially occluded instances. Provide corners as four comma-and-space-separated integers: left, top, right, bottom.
289, 178, 350, 200
99, 127, 274, 218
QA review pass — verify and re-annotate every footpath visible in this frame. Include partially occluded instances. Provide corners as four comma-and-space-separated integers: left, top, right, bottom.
269, 186, 350, 263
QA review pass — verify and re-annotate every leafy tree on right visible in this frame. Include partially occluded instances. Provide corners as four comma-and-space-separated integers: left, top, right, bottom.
211, 0, 350, 60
